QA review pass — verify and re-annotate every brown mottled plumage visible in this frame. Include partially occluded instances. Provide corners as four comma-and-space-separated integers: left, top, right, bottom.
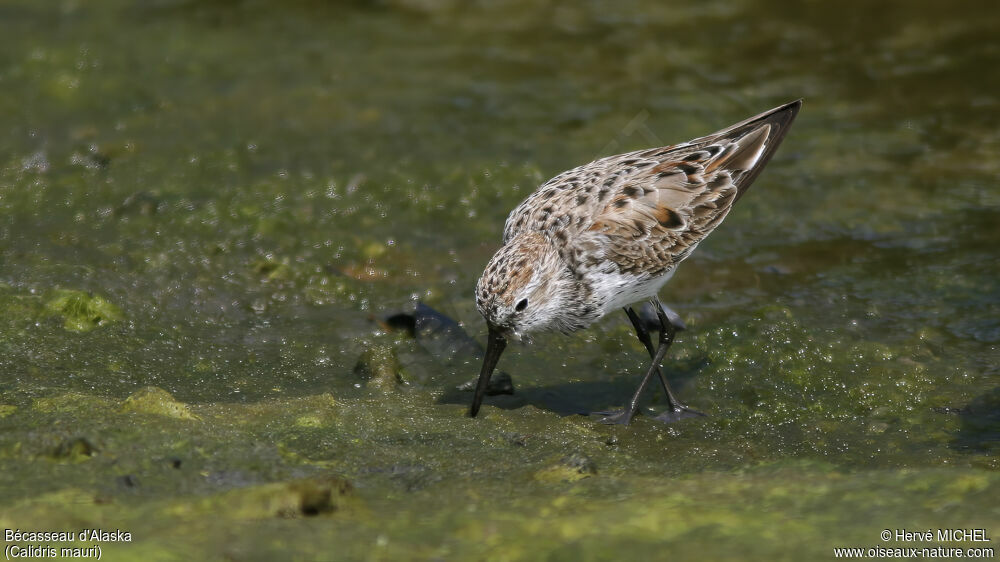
470, 100, 802, 422
501, 105, 791, 279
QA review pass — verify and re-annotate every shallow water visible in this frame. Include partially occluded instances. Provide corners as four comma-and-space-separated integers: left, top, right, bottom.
1, 1, 998, 559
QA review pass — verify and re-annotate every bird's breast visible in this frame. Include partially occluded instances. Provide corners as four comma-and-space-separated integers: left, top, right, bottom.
585, 267, 676, 317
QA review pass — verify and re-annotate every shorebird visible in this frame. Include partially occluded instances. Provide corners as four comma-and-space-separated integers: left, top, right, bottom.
471, 100, 801, 424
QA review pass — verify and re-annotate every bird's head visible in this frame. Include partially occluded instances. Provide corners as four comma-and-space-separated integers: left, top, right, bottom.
469, 231, 573, 417
474, 231, 571, 339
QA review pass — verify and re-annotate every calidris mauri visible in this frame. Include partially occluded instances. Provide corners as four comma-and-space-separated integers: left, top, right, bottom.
471, 100, 801, 424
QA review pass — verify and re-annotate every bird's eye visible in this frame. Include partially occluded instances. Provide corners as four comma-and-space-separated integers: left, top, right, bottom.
515, 298, 528, 312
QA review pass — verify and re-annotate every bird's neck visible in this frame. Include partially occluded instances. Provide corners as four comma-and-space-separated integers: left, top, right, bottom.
527, 232, 600, 334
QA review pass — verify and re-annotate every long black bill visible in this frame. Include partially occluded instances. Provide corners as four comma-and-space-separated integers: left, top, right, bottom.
469, 324, 507, 417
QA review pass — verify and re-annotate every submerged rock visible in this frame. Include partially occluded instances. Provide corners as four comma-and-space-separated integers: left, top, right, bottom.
636, 301, 686, 332
412, 302, 485, 364
385, 302, 482, 364
456, 371, 515, 396
121, 386, 200, 421
384, 302, 515, 394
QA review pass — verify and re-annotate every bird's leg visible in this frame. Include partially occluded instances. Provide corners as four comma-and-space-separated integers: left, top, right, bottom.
595, 297, 706, 425
646, 296, 706, 423
596, 308, 673, 425
624, 305, 676, 407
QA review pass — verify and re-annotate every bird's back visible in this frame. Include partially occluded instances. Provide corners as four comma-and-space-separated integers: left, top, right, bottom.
502, 101, 801, 280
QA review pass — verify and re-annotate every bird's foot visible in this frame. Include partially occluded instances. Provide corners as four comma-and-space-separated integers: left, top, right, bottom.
591, 409, 639, 426
652, 405, 707, 424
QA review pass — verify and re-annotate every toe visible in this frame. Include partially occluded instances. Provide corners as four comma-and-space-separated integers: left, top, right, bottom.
653, 407, 707, 423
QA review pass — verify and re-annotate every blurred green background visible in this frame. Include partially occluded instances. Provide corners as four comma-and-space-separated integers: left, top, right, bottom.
0, 1, 997, 560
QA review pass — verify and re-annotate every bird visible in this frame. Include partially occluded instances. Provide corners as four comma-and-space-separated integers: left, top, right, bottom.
470, 100, 801, 424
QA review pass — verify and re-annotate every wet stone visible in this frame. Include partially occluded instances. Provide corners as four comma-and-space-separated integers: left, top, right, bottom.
457, 372, 515, 396
384, 302, 517, 395
385, 302, 484, 365
637, 301, 686, 332
412, 302, 484, 363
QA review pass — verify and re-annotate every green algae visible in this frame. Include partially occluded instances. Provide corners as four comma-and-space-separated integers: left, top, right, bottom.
1, 385, 998, 559
167, 474, 358, 520
0, 0, 998, 559
33, 392, 117, 415
534, 453, 599, 483
49, 437, 98, 464
120, 387, 200, 421
44, 289, 123, 333
354, 342, 410, 389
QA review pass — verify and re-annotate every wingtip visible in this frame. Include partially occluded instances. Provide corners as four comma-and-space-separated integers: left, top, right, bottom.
775, 99, 803, 123
724, 98, 802, 200
767, 98, 803, 121
710, 99, 803, 141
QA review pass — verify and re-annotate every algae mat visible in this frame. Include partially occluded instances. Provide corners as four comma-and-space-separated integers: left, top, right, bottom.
1, 1, 998, 560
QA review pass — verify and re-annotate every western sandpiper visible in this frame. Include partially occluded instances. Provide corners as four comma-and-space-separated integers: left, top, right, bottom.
471, 100, 801, 424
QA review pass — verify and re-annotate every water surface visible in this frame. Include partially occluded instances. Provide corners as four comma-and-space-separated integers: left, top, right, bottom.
0, 1, 997, 559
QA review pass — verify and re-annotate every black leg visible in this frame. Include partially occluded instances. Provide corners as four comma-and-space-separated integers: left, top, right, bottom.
595, 313, 672, 425
624, 305, 677, 407
595, 296, 706, 425
646, 296, 706, 423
